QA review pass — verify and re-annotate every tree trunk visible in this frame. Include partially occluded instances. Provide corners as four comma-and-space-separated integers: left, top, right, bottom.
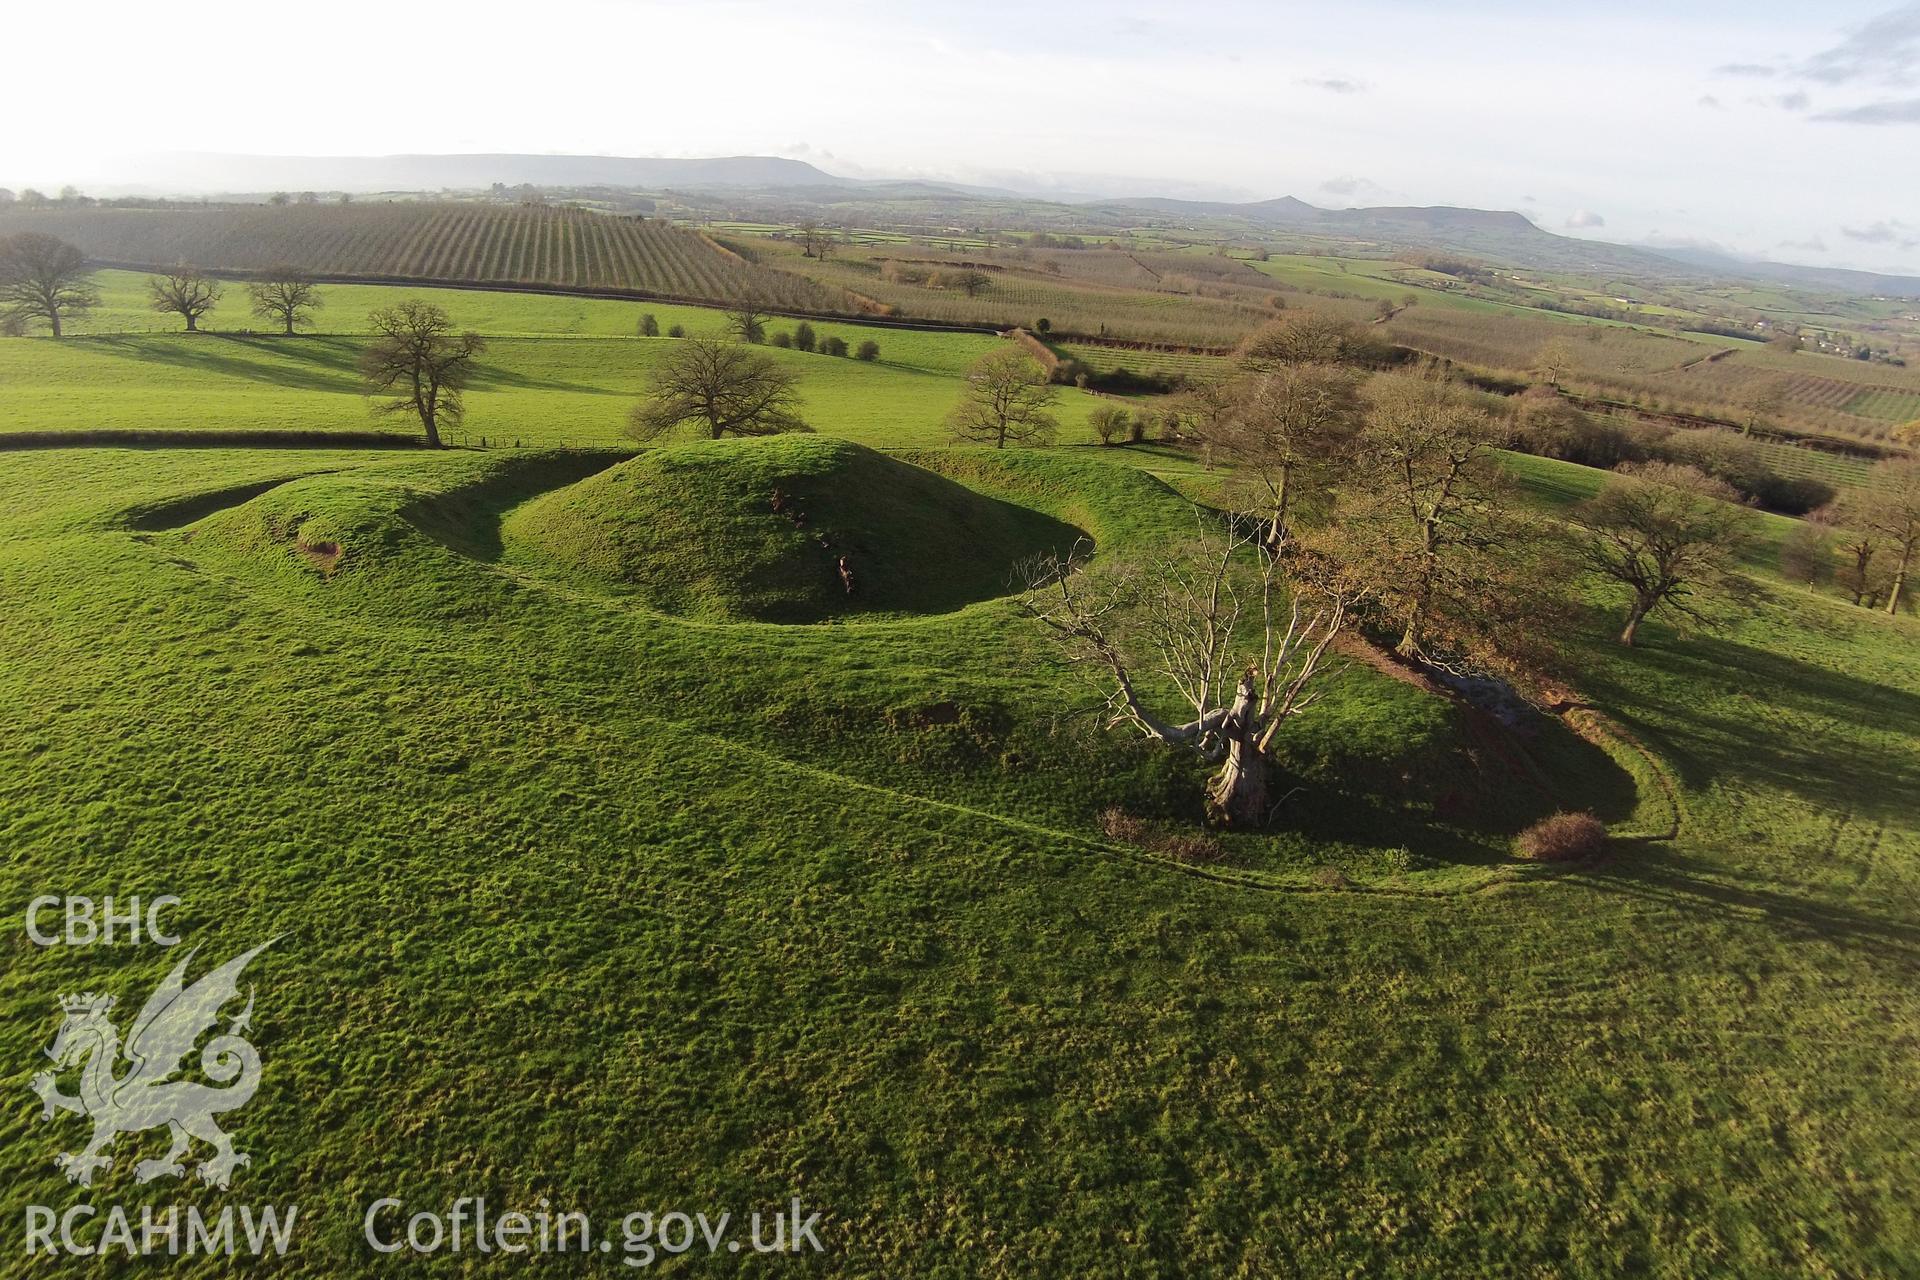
1887, 550, 1911, 616
1396, 596, 1426, 657
284, 314, 295, 337
48, 310, 61, 339
1620, 599, 1651, 645
422, 409, 442, 449
1395, 526, 1439, 657
185, 314, 197, 332
1204, 678, 1274, 827
1266, 463, 1292, 552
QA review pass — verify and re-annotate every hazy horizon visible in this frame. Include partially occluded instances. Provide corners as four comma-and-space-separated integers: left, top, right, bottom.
7, 0, 1919, 274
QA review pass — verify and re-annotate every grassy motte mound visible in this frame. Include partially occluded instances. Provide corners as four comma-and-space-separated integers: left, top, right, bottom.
504, 436, 1086, 621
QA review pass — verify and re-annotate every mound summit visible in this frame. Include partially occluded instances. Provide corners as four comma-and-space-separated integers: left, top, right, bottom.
504, 437, 1086, 622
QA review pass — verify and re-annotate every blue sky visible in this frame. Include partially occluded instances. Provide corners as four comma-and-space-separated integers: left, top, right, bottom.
8, 0, 1918, 272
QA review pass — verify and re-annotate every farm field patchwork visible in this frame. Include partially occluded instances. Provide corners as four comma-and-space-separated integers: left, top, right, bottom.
752, 238, 1288, 346
1844, 385, 1920, 421
0, 203, 837, 309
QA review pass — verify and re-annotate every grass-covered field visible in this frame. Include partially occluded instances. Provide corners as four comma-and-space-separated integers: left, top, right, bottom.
3, 275, 1918, 1274
0, 273, 1109, 448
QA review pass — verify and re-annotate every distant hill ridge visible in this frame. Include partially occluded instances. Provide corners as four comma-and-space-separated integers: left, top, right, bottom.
25, 151, 1920, 297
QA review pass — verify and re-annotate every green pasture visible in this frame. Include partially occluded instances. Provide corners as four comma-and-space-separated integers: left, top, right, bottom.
0, 436, 1912, 1276
1, 274, 1093, 447
2, 260, 1919, 1274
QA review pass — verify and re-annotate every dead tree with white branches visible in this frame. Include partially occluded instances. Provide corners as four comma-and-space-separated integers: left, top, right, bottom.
1018, 515, 1354, 827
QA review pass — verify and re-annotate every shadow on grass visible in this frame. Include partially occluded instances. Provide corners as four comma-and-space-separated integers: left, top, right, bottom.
400, 450, 636, 562
1259, 697, 1640, 873
85, 334, 367, 393
466, 358, 619, 397
1582, 632, 1920, 825
81, 334, 620, 398
124, 476, 320, 531
1574, 840, 1920, 966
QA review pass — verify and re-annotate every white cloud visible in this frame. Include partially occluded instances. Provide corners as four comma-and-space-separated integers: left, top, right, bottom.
1297, 76, 1368, 94
0, 0, 1915, 271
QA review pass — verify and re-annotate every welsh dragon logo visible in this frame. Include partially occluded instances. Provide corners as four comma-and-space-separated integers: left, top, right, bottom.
30, 941, 274, 1190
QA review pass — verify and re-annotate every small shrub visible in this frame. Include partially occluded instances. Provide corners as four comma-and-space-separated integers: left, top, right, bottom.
1097, 807, 1224, 864
1097, 807, 1148, 843
1515, 812, 1608, 862
639, 312, 660, 337
855, 339, 880, 361
1089, 404, 1130, 446
823, 336, 849, 357
793, 322, 817, 353
770, 331, 793, 348
667, 324, 685, 338
1159, 831, 1226, 864
1051, 357, 1092, 387
1309, 866, 1349, 890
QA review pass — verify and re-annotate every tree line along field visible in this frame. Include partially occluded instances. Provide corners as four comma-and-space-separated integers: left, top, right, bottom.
0, 202, 839, 311
0, 425, 1915, 1273
0, 273, 1106, 448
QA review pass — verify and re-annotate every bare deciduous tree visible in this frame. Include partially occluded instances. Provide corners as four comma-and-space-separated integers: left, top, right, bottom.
247, 269, 323, 335
796, 221, 836, 260
1817, 499, 1887, 608
1532, 336, 1576, 389
1089, 404, 1130, 445
725, 298, 773, 344
0, 232, 97, 337
948, 270, 991, 298
1573, 462, 1753, 645
628, 338, 812, 440
358, 302, 486, 448
947, 348, 1058, 447
1740, 376, 1790, 437
1019, 517, 1355, 826
147, 266, 223, 332
1236, 313, 1375, 373
1177, 377, 1238, 446
1855, 459, 1920, 614
1214, 363, 1361, 551
1778, 518, 1834, 591
1342, 373, 1511, 656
